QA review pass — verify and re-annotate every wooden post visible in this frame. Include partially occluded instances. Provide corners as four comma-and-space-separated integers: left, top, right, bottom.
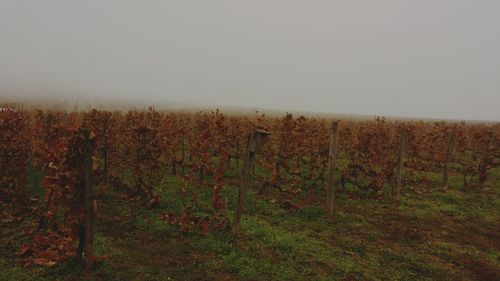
442, 129, 455, 192
326, 120, 339, 215
82, 129, 94, 269
233, 129, 269, 235
102, 119, 108, 182
44, 114, 52, 144
236, 145, 240, 170
181, 134, 185, 175
394, 134, 405, 200
478, 132, 494, 188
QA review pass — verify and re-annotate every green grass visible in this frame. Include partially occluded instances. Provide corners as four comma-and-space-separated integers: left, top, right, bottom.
1, 166, 499, 281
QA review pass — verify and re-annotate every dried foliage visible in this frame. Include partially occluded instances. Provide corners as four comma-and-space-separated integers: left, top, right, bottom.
0, 105, 498, 266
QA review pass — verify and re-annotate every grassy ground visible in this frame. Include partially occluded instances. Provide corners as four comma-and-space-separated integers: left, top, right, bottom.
1, 166, 499, 281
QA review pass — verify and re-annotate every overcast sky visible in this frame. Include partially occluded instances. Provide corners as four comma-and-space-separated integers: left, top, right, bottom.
0, 1, 499, 120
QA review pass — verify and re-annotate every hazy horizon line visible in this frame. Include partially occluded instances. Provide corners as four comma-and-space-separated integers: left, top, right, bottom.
1, 94, 498, 124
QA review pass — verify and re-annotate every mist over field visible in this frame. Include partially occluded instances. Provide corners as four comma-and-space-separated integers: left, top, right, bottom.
1, 1, 500, 121
1, 2, 500, 281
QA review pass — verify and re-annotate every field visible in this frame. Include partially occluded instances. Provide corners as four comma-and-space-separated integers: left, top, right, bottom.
0, 106, 499, 281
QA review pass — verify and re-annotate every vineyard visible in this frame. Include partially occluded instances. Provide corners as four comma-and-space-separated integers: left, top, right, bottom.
1, 104, 499, 281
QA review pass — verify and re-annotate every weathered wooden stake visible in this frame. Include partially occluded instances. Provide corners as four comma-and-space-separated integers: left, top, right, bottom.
394, 134, 405, 200
181, 134, 185, 175
82, 129, 94, 269
326, 120, 339, 215
478, 132, 494, 188
102, 119, 108, 182
442, 129, 455, 191
44, 114, 52, 144
233, 129, 269, 235
236, 145, 240, 170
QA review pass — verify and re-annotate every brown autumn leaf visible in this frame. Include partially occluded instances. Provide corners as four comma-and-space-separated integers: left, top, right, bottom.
33, 258, 57, 267
15, 245, 32, 257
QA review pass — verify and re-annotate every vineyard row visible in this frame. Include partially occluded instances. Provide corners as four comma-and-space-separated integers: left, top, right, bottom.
1, 106, 498, 267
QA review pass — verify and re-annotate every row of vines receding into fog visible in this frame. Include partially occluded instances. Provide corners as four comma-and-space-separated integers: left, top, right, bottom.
1, 104, 499, 266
